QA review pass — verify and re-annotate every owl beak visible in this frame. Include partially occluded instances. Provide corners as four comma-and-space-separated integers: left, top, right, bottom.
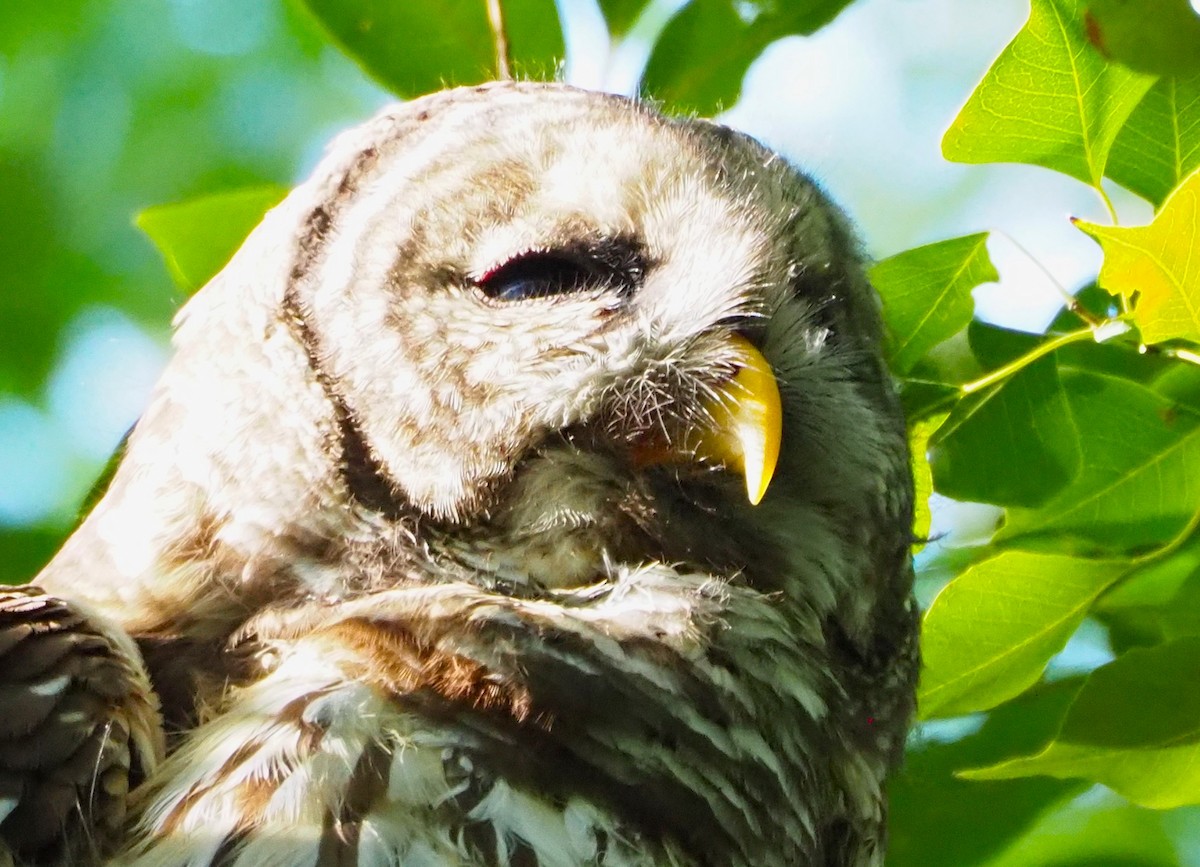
631, 335, 783, 504
691, 335, 783, 505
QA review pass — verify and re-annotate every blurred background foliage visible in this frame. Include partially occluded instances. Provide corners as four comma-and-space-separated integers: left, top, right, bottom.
0, 0, 387, 573
6, 0, 1200, 863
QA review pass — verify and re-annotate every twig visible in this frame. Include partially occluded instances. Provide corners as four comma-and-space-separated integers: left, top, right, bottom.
959, 325, 1098, 395
991, 229, 1104, 328
487, 0, 513, 80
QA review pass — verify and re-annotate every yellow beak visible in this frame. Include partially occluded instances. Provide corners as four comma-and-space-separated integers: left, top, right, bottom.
691, 334, 783, 505
632, 335, 783, 505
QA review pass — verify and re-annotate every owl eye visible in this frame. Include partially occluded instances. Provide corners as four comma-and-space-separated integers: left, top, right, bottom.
477, 253, 600, 302
477, 240, 647, 303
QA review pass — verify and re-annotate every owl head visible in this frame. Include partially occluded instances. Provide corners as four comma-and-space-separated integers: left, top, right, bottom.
55, 82, 910, 644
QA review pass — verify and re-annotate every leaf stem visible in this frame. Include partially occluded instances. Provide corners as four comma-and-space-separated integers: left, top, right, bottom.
1160, 346, 1200, 367
1091, 182, 1131, 315
992, 229, 1104, 327
486, 0, 513, 80
1096, 181, 1119, 226
959, 326, 1097, 395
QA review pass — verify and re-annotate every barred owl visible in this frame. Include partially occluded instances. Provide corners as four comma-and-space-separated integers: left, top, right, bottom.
0, 82, 917, 867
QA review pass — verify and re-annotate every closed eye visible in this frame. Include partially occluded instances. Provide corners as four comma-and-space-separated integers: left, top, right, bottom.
476, 238, 648, 303
477, 253, 599, 302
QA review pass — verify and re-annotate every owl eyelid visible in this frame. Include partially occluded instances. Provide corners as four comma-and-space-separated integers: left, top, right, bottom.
475, 239, 647, 303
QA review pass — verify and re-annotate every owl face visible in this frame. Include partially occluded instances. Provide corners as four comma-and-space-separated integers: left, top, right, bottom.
255, 84, 899, 544
85, 81, 907, 630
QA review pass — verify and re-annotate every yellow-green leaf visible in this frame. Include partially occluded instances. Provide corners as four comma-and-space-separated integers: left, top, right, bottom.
298, 0, 563, 98
871, 233, 997, 376
1076, 166, 1200, 344
963, 636, 1200, 809
918, 551, 1127, 720
909, 413, 944, 549
136, 185, 287, 293
943, 0, 1156, 187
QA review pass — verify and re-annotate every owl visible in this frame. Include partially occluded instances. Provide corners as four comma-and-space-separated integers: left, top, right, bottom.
0, 82, 916, 866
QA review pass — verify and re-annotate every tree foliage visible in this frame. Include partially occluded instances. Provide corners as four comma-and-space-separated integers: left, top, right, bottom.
5, 0, 1200, 861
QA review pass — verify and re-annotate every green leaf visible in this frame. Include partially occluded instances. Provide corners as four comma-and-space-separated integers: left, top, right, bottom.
1100, 534, 1200, 611
964, 636, 1200, 809
136, 185, 288, 293
899, 379, 959, 421
1084, 0, 1200, 76
929, 357, 1080, 508
889, 680, 1086, 867
1152, 358, 1200, 410
910, 414, 944, 548
597, 0, 647, 37
1075, 166, 1200, 345
982, 790, 1184, 867
918, 551, 1126, 719
871, 233, 997, 376
640, 0, 856, 115
943, 0, 1156, 187
0, 526, 65, 586
1002, 372, 1200, 550
1107, 71, 1200, 205
298, 0, 563, 97
1096, 533, 1200, 652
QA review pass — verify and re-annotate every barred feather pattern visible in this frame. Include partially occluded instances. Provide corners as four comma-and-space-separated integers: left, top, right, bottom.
118, 567, 906, 866
13, 82, 918, 866
0, 589, 162, 866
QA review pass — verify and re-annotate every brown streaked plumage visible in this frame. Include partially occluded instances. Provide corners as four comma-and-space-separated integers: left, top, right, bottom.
0, 588, 162, 865
2, 82, 917, 866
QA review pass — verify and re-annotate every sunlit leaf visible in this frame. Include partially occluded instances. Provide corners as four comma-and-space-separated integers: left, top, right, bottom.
983, 788, 1185, 867
889, 680, 1086, 867
871, 233, 997, 376
640, 0, 856, 114
1084, 0, 1200, 76
1107, 72, 1200, 206
1075, 166, 1200, 344
930, 357, 1080, 507
136, 185, 287, 293
918, 551, 1126, 719
298, 0, 563, 97
1002, 372, 1200, 550
964, 636, 1200, 809
943, 0, 1155, 187
910, 414, 944, 548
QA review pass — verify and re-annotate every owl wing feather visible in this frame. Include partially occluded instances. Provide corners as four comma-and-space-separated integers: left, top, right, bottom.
0, 588, 163, 866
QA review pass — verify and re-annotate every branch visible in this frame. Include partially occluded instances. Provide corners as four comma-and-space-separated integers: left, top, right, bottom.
486, 0, 513, 80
